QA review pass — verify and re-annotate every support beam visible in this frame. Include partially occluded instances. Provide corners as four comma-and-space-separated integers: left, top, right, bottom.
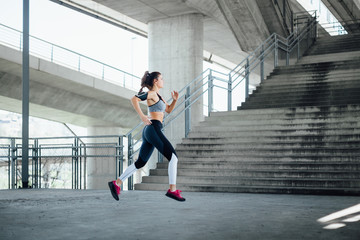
22, 0, 29, 189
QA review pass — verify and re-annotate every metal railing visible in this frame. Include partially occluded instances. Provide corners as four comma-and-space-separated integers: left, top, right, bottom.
125, 13, 318, 189
0, 136, 124, 189
319, 19, 360, 35
0, 23, 141, 91
273, 0, 294, 34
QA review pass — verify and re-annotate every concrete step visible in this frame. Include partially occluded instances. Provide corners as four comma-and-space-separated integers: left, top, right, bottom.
239, 102, 360, 110
253, 83, 360, 93
150, 168, 360, 178
175, 154, 358, 162
200, 116, 360, 126
210, 105, 360, 117
263, 76, 360, 86
157, 161, 360, 170
297, 51, 360, 64
193, 123, 360, 132
245, 97, 360, 106
310, 47, 360, 55
182, 136, 360, 144
204, 115, 360, 123
316, 34, 360, 43
175, 148, 360, 158
261, 75, 360, 84
247, 92, 360, 102
265, 68, 360, 77
176, 141, 360, 150
187, 129, 360, 138
271, 66, 360, 75
140, 175, 360, 188
134, 183, 360, 195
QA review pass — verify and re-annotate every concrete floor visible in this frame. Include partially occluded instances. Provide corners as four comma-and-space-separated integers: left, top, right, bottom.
0, 189, 359, 240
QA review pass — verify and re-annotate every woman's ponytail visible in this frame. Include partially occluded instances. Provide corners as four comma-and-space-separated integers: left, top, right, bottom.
139, 71, 161, 94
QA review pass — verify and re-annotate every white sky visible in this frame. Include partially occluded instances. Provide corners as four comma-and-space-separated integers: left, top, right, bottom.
0, 0, 148, 77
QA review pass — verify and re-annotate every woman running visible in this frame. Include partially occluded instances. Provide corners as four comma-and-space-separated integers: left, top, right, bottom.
108, 71, 185, 202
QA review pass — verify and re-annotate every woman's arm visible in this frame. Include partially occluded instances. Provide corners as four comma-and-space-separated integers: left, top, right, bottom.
131, 96, 152, 125
165, 91, 179, 113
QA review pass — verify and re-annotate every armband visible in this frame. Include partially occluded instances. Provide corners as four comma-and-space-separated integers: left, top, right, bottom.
135, 92, 148, 101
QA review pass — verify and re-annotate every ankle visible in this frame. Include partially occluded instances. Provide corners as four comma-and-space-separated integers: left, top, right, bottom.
116, 179, 122, 186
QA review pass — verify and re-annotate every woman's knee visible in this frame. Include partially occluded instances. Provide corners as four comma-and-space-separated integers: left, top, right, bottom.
134, 158, 147, 169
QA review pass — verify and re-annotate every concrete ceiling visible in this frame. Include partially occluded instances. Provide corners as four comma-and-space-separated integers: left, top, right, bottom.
54, 0, 254, 66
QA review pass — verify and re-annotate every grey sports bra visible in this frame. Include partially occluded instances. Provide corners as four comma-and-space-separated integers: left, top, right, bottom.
135, 92, 166, 113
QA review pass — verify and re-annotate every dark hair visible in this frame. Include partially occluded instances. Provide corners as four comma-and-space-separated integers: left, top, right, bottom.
139, 71, 161, 93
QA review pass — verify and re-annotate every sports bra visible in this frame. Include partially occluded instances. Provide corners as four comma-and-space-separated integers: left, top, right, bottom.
135, 92, 166, 113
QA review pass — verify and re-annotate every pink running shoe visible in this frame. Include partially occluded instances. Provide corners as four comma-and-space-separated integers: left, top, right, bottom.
108, 180, 120, 201
165, 189, 186, 202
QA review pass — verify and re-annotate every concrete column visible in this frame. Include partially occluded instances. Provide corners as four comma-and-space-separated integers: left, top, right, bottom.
148, 13, 204, 146
86, 126, 122, 189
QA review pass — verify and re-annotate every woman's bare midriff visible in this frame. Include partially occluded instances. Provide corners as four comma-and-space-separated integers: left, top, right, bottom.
150, 112, 164, 122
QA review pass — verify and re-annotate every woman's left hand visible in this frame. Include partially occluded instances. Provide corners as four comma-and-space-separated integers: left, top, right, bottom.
171, 91, 179, 101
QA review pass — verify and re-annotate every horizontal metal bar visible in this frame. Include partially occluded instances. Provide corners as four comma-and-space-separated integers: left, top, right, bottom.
213, 84, 229, 91
212, 76, 228, 83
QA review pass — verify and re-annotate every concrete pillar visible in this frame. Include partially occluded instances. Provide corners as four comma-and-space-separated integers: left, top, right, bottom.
86, 126, 122, 189
148, 13, 204, 146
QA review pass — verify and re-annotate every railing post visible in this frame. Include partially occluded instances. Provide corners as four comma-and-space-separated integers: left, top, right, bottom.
314, 16, 317, 43
51, 45, 54, 62
185, 86, 191, 137
286, 45, 290, 66
274, 35, 278, 68
245, 59, 250, 99
127, 133, 133, 190
297, 36, 300, 60
7, 143, 10, 189
228, 74, 232, 111
10, 138, 16, 189
102, 65, 105, 80
72, 137, 79, 189
78, 56, 81, 71
39, 145, 42, 188
260, 45, 265, 82
117, 136, 123, 181
32, 139, 39, 188
208, 69, 213, 115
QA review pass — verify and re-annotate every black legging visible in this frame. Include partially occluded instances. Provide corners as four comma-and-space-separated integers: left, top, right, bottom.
134, 120, 177, 169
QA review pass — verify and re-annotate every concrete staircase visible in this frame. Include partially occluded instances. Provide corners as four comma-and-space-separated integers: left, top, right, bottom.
135, 33, 360, 195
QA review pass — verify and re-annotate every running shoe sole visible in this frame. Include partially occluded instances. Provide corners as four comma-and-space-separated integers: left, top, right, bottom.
108, 181, 119, 201
165, 192, 186, 202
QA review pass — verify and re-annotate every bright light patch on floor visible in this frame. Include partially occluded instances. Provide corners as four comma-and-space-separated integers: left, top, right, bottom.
343, 214, 360, 223
318, 204, 360, 223
323, 223, 346, 230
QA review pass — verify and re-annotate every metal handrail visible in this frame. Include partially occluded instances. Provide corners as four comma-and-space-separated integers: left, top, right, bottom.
0, 23, 141, 91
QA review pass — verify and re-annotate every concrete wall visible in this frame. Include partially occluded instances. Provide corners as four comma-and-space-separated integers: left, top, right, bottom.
148, 13, 204, 146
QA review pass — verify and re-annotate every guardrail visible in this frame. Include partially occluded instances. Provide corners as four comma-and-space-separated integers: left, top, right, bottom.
0, 23, 141, 91
0, 136, 124, 189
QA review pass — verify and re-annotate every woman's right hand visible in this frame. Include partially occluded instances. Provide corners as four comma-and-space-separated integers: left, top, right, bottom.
141, 115, 152, 125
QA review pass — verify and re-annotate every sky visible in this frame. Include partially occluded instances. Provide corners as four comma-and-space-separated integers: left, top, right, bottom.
0, 0, 148, 77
